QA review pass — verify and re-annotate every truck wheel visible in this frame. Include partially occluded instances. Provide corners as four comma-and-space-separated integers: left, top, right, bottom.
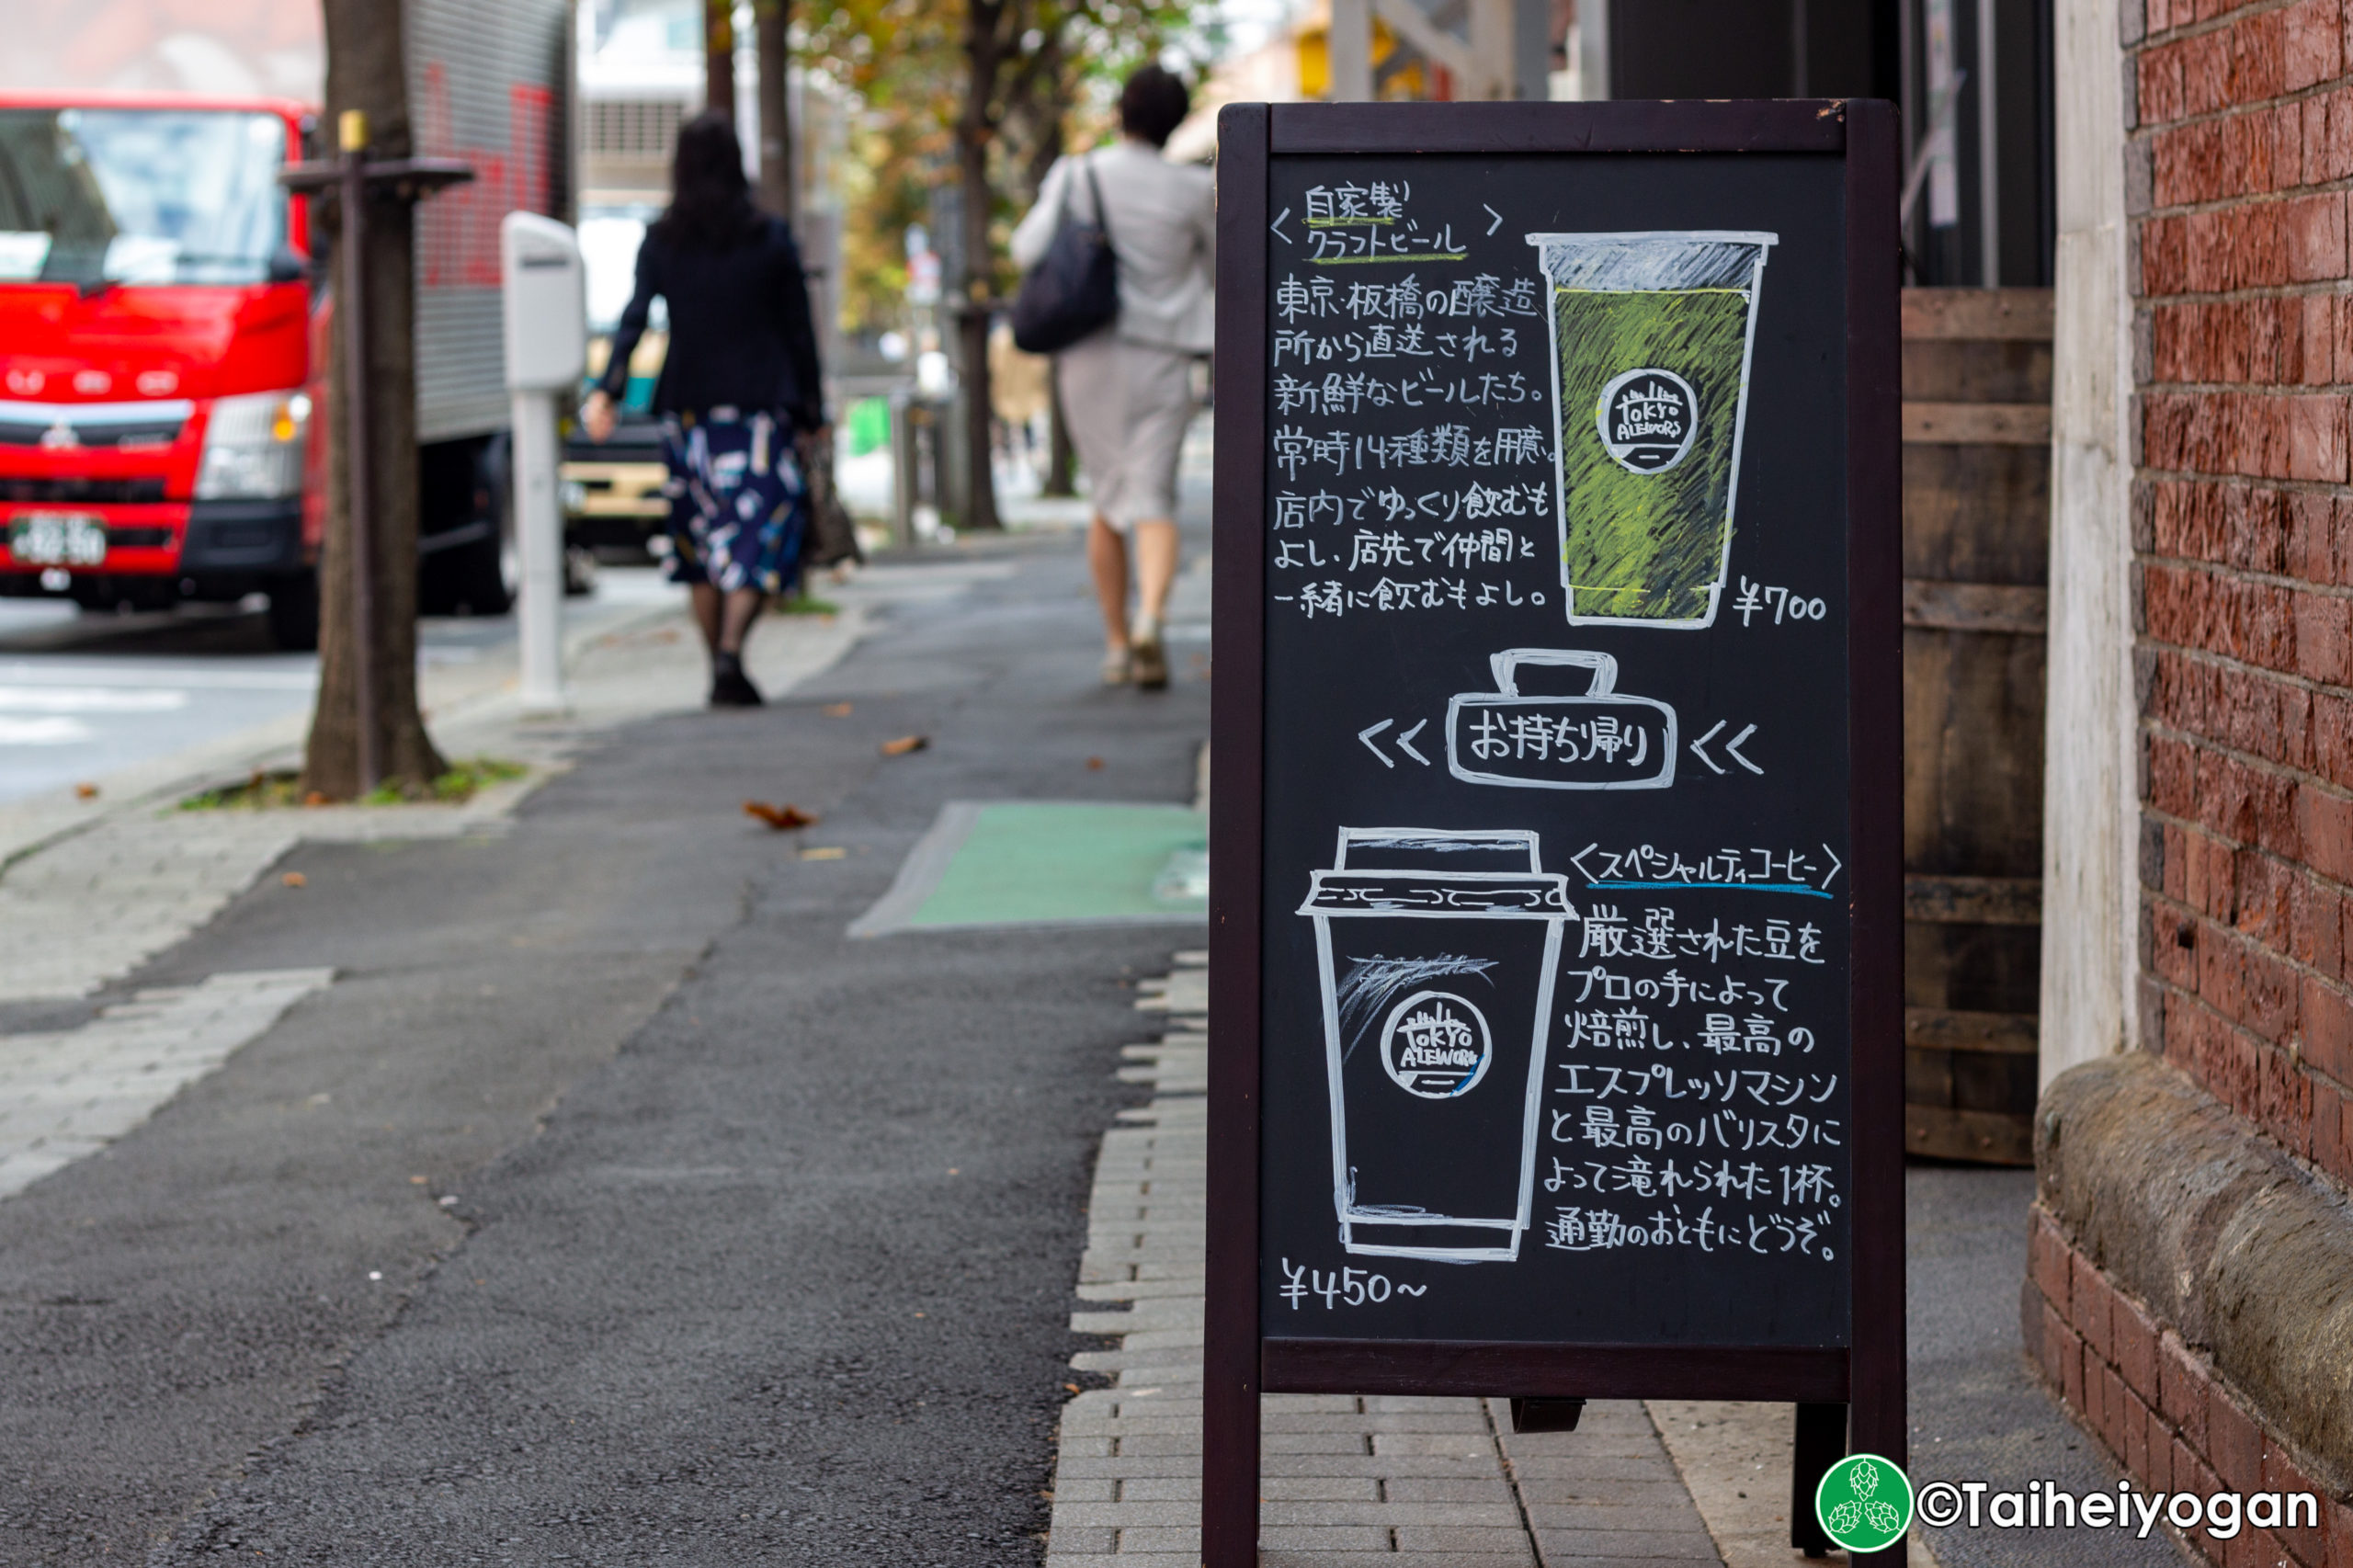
428, 433, 516, 616
266, 574, 319, 651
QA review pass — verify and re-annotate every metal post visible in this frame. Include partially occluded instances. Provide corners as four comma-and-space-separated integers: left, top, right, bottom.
337, 109, 379, 793
512, 389, 566, 712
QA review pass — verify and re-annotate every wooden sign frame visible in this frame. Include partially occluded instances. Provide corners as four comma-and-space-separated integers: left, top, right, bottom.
1206, 99, 1904, 1564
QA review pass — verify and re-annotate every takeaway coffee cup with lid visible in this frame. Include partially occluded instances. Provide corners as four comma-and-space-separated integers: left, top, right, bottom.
1298, 828, 1573, 1264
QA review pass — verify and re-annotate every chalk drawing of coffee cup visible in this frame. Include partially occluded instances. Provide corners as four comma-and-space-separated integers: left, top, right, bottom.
1527, 230, 1778, 630
1447, 648, 1677, 790
1298, 827, 1572, 1264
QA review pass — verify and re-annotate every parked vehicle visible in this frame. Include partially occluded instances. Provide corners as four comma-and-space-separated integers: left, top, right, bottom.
0, 0, 573, 648
561, 202, 670, 562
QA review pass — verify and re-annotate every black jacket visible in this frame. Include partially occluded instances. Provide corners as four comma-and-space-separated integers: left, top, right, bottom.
600, 214, 824, 430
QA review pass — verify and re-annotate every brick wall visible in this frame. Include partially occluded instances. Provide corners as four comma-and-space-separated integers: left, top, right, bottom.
2026, 1209, 2346, 1566
2029, 0, 2353, 1547
2133, 0, 2353, 1206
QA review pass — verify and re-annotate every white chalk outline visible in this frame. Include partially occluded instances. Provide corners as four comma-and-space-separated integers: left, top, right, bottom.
1299, 827, 1571, 1264
1525, 230, 1779, 631
1446, 649, 1677, 791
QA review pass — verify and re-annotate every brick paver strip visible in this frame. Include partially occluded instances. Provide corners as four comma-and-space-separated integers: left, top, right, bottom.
1042, 959, 1725, 1566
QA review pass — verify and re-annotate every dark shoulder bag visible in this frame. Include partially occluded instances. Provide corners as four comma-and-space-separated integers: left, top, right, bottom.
1010, 155, 1119, 355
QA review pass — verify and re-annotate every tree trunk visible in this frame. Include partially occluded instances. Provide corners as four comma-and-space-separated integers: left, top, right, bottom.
956, 6, 1005, 532
754, 0, 792, 220
307, 0, 443, 800
705, 0, 736, 119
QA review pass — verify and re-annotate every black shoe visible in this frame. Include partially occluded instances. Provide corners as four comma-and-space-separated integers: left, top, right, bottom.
710, 653, 764, 708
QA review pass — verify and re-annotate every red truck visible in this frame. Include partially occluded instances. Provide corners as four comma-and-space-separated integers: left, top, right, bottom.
0, 1, 572, 649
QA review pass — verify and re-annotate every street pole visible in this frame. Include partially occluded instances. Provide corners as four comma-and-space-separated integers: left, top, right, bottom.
499, 212, 586, 716
337, 108, 379, 791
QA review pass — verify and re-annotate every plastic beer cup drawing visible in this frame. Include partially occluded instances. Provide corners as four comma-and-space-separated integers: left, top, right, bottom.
1298, 828, 1573, 1263
1526, 230, 1779, 630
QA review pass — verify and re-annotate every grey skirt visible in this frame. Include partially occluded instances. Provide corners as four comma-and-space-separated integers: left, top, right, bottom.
1055, 331, 1194, 528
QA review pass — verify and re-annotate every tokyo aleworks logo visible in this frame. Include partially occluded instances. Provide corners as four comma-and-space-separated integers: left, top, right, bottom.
1597, 367, 1699, 473
1815, 1453, 1914, 1553
1379, 990, 1492, 1098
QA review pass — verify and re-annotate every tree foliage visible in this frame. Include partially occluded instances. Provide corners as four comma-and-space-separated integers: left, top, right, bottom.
801, 0, 1220, 335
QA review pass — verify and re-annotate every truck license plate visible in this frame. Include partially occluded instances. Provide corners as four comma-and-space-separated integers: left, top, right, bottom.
10, 513, 107, 567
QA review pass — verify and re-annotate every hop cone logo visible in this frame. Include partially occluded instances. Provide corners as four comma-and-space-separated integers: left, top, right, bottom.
1814, 1453, 1912, 1552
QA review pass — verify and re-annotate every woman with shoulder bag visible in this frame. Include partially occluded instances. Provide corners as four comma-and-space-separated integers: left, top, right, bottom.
1009, 66, 1212, 691
582, 112, 825, 708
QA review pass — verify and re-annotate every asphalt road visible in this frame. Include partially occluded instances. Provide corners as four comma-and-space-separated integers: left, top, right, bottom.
0, 572, 676, 803
0, 528, 1211, 1563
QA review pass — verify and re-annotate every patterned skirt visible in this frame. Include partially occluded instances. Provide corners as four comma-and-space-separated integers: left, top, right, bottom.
659, 406, 810, 594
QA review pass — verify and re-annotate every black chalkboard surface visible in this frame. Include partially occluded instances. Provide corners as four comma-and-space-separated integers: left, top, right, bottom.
1206, 101, 1904, 1567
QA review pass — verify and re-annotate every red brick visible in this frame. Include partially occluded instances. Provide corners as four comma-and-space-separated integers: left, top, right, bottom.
2044, 1300, 2077, 1392
2292, 869, 2348, 976
2261, 1038, 2315, 1155
2126, 1387, 2155, 1483
2315, 697, 2353, 790
2313, 1082, 2349, 1187
2100, 1364, 2132, 1457
2114, 1290, 2161, 1399
2303, 788, 2353, 883
2164, 1332, 2214, 1449
2075, 1252, 2117, 1358
2291, 494, 2339, 583
2032, 1208, 2073, 1315
2288, 0, 2347, 90
2151, 1415, 2179, 1494
2265, 1444, 2328, 1566
2322, 1496, 2353, 1568
2307, 976, 2353, 1085
2064, 1317, 2088, 1411
2295, 592, 2353, 685
2302, 85, 2353, 185
2211, 1383, 2267, 1492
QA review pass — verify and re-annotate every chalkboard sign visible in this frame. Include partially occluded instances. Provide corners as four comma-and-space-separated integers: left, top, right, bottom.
1206, 101, 1903, 1566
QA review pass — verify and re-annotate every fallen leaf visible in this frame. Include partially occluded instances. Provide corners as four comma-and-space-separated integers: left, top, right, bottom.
801, 846, 847, 861
73, 782, 97, 800
1086, 756, 1105, 770
281, 871, 307, 889
408, 1175, 427, 1186
743, 801, 817, 830
881, 734, 928, 756
1063, 1383, 1081, 1394
303, 790, 330, 807
821, 701, 854, 718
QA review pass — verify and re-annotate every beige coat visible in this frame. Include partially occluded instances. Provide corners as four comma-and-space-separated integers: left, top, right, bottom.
1010, 139, 1215, 356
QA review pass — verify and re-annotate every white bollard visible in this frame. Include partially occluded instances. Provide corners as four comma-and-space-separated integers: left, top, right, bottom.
500, 212, 587, 717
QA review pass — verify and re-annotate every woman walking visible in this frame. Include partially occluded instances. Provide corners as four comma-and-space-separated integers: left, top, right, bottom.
583, 112, 824, 708
1010, 65, 1212, 690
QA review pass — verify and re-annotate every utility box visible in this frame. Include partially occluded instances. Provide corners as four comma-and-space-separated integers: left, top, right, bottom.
500, 213, 587, 392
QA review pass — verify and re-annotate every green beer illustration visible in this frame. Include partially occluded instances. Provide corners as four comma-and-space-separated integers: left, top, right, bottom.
1526, 231, 1778, 629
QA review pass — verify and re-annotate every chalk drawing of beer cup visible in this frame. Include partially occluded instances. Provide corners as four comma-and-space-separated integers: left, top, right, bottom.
1525, 230, 1779, 630
1298, 828, 1572, 1264
1447, 648, 1677, 790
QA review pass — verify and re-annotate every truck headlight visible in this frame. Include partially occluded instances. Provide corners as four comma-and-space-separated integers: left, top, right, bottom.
196, 390, 310, 501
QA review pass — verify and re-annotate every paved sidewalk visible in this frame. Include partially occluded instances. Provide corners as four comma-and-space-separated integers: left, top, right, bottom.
1043, 954, 1725, 1567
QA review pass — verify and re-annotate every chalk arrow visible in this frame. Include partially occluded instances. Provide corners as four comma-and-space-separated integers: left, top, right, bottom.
1724, 724, 1763, 775
1689, 720, 1728, 775
1270, 207, 1293, 244
1358, 718, 1395, 767
1483, 203, 1503, 235
1395, 719, 1431, 766
1821, 843, 1843, 888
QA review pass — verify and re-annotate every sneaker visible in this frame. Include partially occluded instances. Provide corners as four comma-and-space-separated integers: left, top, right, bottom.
1100, 647, 1132, 687
710, 652, 764, 708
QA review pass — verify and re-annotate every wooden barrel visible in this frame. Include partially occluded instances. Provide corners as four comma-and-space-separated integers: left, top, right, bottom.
1899, 289, 2052, 1165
